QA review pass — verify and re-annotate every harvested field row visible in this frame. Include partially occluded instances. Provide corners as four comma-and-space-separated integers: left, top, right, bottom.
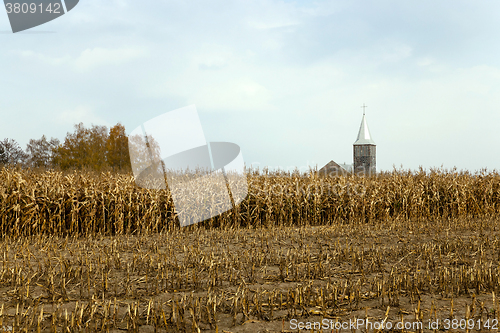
0, 217, 498, 331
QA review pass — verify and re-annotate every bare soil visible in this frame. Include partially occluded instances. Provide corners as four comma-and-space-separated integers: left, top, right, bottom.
0, 217, 499, 332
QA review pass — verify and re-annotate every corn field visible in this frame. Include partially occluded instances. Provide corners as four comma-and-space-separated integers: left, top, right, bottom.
0, 167, 499, 332
0, 167, 499, 236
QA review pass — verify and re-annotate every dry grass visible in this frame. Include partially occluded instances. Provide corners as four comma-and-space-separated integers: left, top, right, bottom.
0, 167, 498, 331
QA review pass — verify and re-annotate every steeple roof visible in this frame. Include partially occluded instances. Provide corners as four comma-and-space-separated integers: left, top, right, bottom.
353, 114, 376, 146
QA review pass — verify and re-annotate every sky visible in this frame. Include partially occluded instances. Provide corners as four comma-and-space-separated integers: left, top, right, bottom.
1, 0, 500, 173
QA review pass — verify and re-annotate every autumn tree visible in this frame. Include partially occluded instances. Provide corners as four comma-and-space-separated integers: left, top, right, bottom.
106, 123, 131, 171
53, 123, 108, 170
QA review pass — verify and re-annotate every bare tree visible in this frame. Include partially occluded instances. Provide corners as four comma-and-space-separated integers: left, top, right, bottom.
0, 138, 28, 166
25, 135, 60, 168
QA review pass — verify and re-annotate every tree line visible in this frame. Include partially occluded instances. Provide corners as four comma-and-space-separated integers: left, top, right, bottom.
0, 123, 131, 171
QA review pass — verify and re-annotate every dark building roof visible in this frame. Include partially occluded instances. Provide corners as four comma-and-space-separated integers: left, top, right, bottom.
318, 160, 350, 177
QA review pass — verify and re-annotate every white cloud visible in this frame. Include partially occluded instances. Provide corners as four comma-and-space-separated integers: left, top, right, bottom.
380, 44, 412, 62
244, 0, 303, 30
247, 20, 300, 30
74, 47, 148, 72
417, 57, 435, 67
194, 79, 273, 111
57, 105, 109, 127
191, 44, 235, 70
16, 50, 71, 66
13, 47, 148, 72
144, 52, 346, 114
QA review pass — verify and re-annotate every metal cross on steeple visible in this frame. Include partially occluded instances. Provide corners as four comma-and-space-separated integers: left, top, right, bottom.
361, 103, 367, 115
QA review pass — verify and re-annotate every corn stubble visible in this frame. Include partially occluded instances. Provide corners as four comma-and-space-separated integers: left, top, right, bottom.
0, 167, 498, 331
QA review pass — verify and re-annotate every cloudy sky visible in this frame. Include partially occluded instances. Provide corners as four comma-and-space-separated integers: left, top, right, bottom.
1, 0, 500, 172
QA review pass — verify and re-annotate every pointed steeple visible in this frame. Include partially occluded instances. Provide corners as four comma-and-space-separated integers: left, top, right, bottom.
353, 114, 375, 146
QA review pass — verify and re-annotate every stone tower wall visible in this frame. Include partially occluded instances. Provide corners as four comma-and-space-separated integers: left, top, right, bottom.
353, 145, 376, 174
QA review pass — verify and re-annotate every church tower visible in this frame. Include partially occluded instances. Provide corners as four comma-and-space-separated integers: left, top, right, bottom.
353, 105, 376, 175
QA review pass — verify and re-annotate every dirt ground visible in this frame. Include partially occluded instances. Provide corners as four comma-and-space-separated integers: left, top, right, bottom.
0, 216, 499, 332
